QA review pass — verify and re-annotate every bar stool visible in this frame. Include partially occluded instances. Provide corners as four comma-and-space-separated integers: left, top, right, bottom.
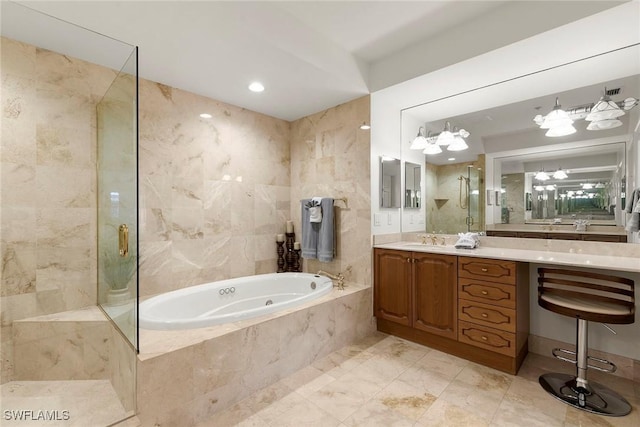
537, 268, 635, 416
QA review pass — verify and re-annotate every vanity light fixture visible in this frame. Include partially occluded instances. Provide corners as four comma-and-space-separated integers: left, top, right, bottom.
534, 170, 550, 181
410, 127, 428, 150
538, 98, 576, 137
410, 123, 470, 152
423, 140, 443, 155
447, 127, 469, 151
359, 122, 371, 130
586, 88, 625, 122
436, 121, 456, 146
552, 169, 568, 179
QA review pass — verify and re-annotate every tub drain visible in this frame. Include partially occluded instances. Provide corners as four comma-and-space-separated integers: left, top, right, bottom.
265, 299, 273, 306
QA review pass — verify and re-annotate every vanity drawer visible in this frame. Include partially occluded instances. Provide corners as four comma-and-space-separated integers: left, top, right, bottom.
458, 320, 516, 357
458, 278, 516, 308
458, 299, 516, 332
458, 257, 516, 285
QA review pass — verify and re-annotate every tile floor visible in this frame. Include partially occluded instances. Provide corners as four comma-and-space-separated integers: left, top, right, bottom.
193, 332, 640, 427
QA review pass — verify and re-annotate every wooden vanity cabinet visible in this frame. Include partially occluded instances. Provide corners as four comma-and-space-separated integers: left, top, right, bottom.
373, 249, 412, 326
413, 252, 457, 340
374, 249, 530, 374
373, 249, 457, 338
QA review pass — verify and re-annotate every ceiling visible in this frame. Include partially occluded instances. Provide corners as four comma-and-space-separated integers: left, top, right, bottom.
2, 1, 625, 121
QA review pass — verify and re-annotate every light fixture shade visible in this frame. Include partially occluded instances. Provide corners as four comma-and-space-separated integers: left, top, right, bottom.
586, 98, 624, 121
410, 127, 428, 149
540, 108, 573, 129
534, 171, 550, 181
436, 121, 455, 145
447, 136, 468, 151
423, 143, 442, 155
545, 124, 576, 137
552, 169, 568, 179
359, 122, 371, 130
586, 119, 622, 130
436, 131, 455, 146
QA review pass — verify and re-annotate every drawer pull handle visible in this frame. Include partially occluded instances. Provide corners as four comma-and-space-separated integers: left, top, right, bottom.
481, 268, 488, 272
481, 290, 488, 295
481, 313, 488, 318
481, 336, 488, 341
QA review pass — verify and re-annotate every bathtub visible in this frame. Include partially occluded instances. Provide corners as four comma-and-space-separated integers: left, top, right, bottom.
139, 272, 333, 330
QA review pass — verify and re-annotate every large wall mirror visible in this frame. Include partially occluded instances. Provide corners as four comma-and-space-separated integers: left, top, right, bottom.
399, 44, 639, 240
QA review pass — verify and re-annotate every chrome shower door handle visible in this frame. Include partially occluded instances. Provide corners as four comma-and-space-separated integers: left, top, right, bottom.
119, 224, 129, 257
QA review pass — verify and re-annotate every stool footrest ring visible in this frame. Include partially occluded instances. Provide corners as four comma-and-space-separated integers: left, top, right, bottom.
552, 347, 577, 364
587, 356, 617, 373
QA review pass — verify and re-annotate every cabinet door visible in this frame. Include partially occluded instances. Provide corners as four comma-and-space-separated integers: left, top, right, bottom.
413, 253, 457, 339
374, 249, 412, 326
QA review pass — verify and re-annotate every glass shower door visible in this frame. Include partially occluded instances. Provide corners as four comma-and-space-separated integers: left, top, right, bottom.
97, 48, 139, 349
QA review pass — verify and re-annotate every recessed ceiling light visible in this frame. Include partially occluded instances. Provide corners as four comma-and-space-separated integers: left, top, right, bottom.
248, 82, 264, 93
199, 113, 212, 119
448, 157, 455, 161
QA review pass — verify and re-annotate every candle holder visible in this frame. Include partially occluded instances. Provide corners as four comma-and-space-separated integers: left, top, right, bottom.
285, 232, 295, 272
276, 241, 285, 273
293, 249, 301, 272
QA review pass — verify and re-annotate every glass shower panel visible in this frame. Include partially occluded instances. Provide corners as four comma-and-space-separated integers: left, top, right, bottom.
97, 48, 139, 350
467, 166, 484, 232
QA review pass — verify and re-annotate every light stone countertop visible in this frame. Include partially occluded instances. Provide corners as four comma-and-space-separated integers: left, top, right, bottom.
374, 241, 640, 274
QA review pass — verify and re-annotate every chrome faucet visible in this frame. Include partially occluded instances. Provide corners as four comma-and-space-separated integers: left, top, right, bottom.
429, 233, 438, 246
317, 270, 345, 290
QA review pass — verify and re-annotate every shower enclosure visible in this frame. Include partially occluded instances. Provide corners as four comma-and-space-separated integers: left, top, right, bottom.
1, 2, 138, 424
426, 161, 485, 234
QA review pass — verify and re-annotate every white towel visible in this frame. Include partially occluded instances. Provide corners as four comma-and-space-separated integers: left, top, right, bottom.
454, 232, 480, 249
626, 188, 640, 233
308, 197, 323, 223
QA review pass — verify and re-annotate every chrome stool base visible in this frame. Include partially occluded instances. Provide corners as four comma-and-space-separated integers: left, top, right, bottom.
539, 373, 631, 417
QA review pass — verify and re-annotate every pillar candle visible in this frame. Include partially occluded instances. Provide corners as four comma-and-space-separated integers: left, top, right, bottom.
276, 234, 285, 242
286, 220, 294, 233
293, 241, 301, 250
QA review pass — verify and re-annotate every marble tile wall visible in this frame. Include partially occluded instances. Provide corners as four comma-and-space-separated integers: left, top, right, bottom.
0, 36, 117, 382
502, 173, 525, 224
137, 286, 374, 426
289, 96, 372, 286
137, 80, 291, 297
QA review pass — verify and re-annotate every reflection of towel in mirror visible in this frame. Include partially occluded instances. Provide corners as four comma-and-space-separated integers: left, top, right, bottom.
301, 198, 334, 261
626, 188, 640, 233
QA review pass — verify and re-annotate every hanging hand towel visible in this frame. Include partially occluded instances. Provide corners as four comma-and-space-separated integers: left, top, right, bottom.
317, 198, 335, 262
301, 199, 318, 259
